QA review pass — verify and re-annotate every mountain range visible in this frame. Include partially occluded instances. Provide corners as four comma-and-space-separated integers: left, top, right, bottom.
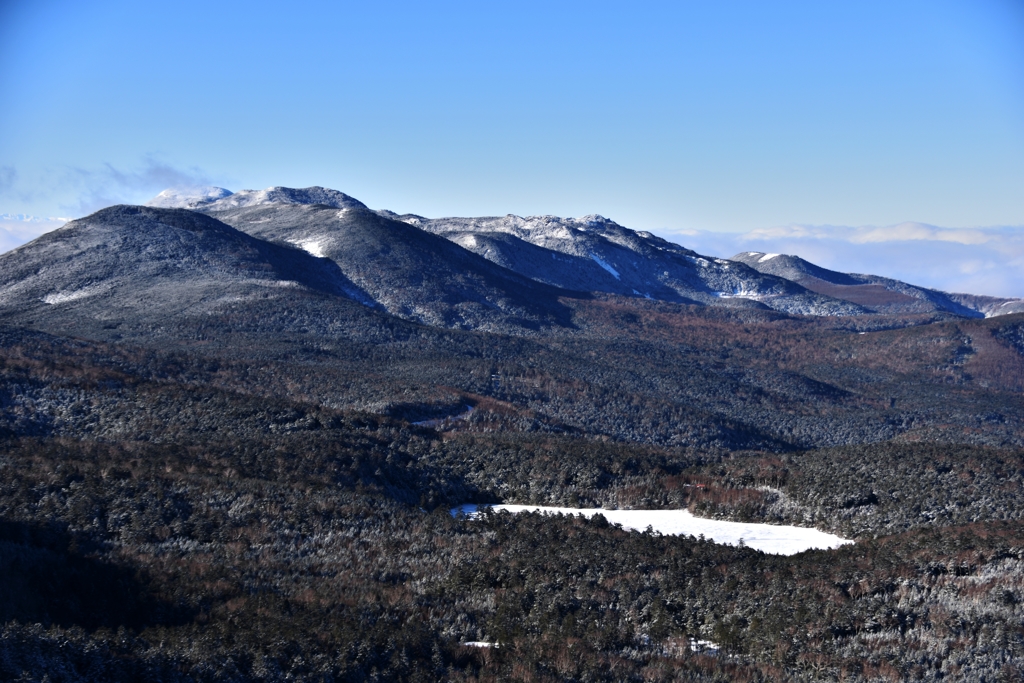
146, 184, 1024, 322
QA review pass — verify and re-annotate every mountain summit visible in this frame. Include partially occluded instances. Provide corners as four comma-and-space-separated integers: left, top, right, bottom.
147, 186, 367, 211
145, 186, 233, 208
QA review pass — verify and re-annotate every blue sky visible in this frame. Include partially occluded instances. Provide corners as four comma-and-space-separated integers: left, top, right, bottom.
2, 0, 1023, 295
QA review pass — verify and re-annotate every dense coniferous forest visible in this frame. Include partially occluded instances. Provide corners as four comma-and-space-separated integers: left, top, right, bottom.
1, 201, 1023, 681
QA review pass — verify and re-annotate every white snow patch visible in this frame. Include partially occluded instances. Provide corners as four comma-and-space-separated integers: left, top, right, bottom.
590, 253, 620, 280
42, 284, 111, 305
716, 290, 760, 300
451, 505, 852, 555
288, 238, 326, 258
690, 638, 720, 654
238, 279, 303, 288
462, 641, 498, 648
758, 253, 780, 263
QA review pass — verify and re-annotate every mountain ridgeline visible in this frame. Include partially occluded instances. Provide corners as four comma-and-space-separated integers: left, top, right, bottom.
732, 250, 1024, 318
209, 185, 1024, 319
3, 185, 1017, 336
1, 185, 1024, 681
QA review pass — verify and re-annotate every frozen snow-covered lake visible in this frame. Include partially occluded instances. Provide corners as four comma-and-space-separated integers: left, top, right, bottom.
451, 504, 853, 556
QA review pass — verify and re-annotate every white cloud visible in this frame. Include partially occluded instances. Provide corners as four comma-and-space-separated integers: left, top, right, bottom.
656, 222, 1024, 299
744, 222, 1012, 246
65, 157, 219, 216
0, 158, 223, 222
0, 214, 68, 255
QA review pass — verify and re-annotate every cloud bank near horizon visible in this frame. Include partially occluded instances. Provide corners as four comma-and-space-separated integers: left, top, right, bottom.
0, 214, 70, 255
0, 158, 226, 253
665, 222, 1024, 299
0, 158, 222, 219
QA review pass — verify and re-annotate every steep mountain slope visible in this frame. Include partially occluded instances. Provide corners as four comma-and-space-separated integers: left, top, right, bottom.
389, 212, 865, 316
0, 205, 381, 341
202, 202, 577, 331
732, 251, 1024, 317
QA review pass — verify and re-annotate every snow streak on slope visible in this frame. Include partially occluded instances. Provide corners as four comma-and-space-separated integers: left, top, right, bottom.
590, 253, 620, 279
451, 504, 852, 555
288, 238, 326, 258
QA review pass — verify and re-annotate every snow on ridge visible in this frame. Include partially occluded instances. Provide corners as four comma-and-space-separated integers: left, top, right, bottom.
451, 504, 852, 555
203, 186, 368, 211
288, 238, 327, 258
590, 253, 621, 280
146, 187, 233, 208
758, 253, 780, 263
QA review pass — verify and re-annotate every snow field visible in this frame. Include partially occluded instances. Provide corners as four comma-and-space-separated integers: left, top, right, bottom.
451, 504, 853, 556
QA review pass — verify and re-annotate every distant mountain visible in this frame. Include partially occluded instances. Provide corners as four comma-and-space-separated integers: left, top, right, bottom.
731, 251, 1024, 318
382, 212, 865, 317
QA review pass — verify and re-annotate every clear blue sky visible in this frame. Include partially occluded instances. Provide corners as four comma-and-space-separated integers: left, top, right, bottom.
2, 0, 1023, 235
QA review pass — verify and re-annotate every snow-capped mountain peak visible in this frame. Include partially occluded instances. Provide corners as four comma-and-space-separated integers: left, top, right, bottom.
146, 186, 369, 212
145, 186, 234, 209
204, 186, 368, 211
